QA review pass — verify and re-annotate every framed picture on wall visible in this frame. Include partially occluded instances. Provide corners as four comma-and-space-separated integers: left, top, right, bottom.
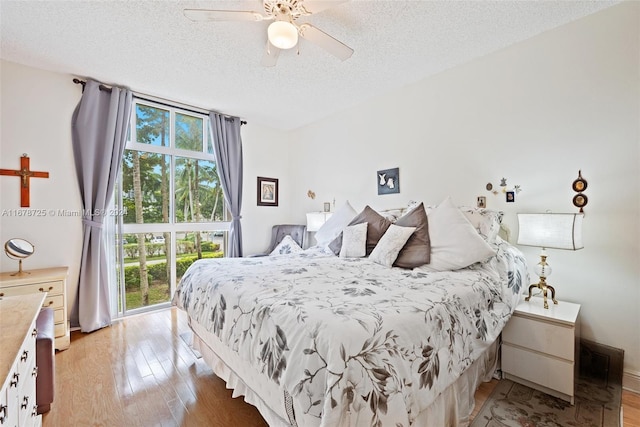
377, 167, 400, 195
257, 176, 279, 206
506, 191, 515, 203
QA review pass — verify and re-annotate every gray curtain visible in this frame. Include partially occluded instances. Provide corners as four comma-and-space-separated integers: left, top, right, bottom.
209, 112, 244, 257
71, 80, 132, 332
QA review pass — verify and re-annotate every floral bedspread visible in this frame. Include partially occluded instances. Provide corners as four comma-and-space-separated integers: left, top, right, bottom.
173, 240, 527, 427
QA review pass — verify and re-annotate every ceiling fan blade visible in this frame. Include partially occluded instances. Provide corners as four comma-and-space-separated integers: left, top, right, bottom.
261, 41, 281, 67
298, 23, 353, 61
183, 9, 269, 22
298, 0, 349, 15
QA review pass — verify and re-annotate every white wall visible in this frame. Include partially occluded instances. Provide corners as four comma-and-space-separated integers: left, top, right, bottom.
0, 61, 84, 308
240, 123, 294, 255
288, 2, 640, 387
0, 59, 292, 313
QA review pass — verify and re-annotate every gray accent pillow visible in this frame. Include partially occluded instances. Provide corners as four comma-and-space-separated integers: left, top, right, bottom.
394, 202, 431, 268
329, 206, 392, 255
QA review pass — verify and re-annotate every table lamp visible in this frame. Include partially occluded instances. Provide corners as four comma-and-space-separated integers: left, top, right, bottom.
517, 213, 584, 308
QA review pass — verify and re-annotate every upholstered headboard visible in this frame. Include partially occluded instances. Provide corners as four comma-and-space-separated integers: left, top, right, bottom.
269, 224, 307, 252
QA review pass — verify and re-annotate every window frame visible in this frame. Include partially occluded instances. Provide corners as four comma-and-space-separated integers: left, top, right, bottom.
113, 99, 229, 317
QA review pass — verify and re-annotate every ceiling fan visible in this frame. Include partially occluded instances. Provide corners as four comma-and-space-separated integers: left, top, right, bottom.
183, 0, 354, 67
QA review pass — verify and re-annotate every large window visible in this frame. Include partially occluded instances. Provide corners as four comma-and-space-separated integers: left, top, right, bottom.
113, 101, 227, 315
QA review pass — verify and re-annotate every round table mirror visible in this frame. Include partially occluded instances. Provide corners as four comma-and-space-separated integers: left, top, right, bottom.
4, 238, 34, 276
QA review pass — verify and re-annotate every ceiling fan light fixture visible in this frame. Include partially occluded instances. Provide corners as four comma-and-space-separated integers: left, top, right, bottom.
268, 21, 298, 49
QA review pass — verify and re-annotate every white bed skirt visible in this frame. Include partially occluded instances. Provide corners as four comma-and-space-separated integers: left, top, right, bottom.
189, 316, 499, 427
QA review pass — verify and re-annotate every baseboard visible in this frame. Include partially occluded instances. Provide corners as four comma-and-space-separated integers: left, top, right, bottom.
623, 369, 640, 393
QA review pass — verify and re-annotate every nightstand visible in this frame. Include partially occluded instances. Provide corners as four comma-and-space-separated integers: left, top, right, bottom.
0, 267, 70, 351
501, 297, 580, 404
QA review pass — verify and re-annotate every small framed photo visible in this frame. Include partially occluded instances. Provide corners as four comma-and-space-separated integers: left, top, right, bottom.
506, 191, 515, 203
323, 202, 331, 212
257, 176, 278, 207
477, 196, 486, 208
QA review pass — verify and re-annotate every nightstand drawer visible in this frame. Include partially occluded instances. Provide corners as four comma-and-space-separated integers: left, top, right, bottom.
503, 314, 574, 360
502, 344, 574, 396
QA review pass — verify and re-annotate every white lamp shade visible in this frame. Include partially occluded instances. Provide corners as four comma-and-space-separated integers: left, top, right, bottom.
517, 213, 584, 250
306, 212, 333, 232
268, 21, 298, 49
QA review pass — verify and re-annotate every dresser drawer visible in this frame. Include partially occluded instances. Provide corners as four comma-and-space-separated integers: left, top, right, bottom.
54, 322, 66, 338
16, 332, 36, 378
502, 344, 574, 396
5, 359, 20, 425
503, 314, 574, 360
53, 308, 65, 324
0, 280, 64, 297
18, 356, 37, 427
42, 294, 64, 310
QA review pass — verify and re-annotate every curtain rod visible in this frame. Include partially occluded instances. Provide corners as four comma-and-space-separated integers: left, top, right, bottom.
72, 78, 247, 125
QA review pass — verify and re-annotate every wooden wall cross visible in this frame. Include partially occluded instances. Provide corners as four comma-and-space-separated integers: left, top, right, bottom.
0, 154, 50, 207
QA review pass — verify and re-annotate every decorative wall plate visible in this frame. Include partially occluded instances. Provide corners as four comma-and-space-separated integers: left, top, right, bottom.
573, 193, 588, 210
572, 170, 588, 192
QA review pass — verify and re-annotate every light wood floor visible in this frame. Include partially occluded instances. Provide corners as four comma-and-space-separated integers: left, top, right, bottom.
43, 307, 639, 426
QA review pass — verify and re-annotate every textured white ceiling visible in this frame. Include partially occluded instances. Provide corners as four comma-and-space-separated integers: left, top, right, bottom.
0, 1, 617, 130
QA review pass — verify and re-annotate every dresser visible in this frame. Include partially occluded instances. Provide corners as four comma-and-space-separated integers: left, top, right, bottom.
0, 293, 45, 427
502, 297, 581, 404
0, 267, 70, 351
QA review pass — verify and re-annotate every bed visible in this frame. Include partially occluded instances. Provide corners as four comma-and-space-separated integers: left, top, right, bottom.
172, 201, 528, 427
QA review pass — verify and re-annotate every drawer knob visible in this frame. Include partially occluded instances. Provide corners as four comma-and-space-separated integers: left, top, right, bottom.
47, 300, 54, 306
38, 286, 54, 292
0, 292, 4, 297
0, 404, 7, 423
31, 406, 38, 417
32, 366, 38, 377
20, 350, 28, 362
32, 328, 37, 337
21, 396, 29, 410
10, 373, 19, 387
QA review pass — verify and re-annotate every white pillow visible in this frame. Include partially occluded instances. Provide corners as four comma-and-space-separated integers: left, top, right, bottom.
314, 200, 357, 246
460, 207, 502, 243
369, 224, 416, 267
377, 208, 405, 223
422, 197, 496, 271
339, 222, 368, 258
270, 235, 303, 256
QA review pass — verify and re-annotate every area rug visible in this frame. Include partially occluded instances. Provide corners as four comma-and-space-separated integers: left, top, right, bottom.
470, 376, 622, 427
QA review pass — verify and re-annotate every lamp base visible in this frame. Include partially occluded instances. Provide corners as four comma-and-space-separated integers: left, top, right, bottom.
524, 277, 557, 309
